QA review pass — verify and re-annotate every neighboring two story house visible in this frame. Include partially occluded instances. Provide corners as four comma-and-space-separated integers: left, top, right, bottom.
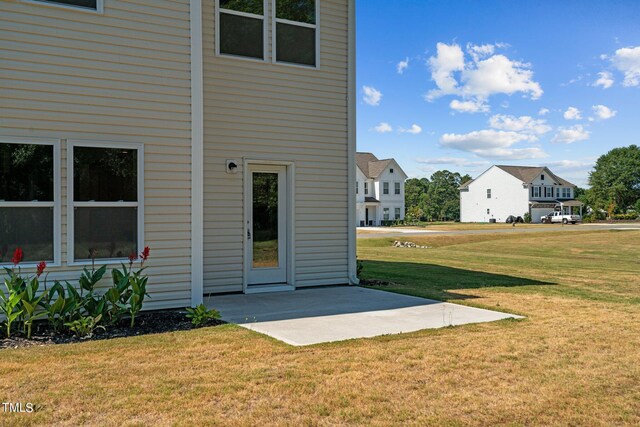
460, 165, 583, 223
355, 152, 407, 226
0, 0, 357, 308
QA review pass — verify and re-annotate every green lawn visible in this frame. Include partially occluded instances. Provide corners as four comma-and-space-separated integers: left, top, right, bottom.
1, 230, 639, 425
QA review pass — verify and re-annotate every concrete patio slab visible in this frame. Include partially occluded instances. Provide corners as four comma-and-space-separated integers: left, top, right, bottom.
209, 286, 523, 346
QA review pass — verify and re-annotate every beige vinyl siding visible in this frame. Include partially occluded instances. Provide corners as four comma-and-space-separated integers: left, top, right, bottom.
202, 0, 349, 293
0, 0, 192, 309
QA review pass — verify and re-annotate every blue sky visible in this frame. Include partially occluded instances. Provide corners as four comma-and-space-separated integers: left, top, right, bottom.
356, 0, 640, 186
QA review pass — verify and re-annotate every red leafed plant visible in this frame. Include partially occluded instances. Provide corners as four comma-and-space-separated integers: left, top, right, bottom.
12, 248, 23, 266
36, 261, 47, 278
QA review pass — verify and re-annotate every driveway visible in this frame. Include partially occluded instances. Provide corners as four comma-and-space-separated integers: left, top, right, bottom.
357, 223, 640, 239
210, 286, 522, 346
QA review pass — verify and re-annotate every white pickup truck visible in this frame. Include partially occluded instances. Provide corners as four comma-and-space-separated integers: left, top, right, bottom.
541, 211, 581, 224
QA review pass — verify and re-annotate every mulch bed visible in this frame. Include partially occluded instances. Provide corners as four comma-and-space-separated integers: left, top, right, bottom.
1, 310, 226, 350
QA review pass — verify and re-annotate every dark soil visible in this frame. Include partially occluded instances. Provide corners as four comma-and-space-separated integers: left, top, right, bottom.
1, 310, 226, 350
360, 279, 399, 287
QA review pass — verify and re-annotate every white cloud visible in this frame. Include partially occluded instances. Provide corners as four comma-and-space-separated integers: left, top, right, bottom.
460, 54, 543, 100
466, 43, 495, 62
449, 99, 489, 113
373, 122, 393, 133
397, 57, 409, 74
552, 125, 590, 144
426, 43, 465, 99
593, 71, 614, 89
416, 157, 488, 167
592, 104, 617, 120
440, 129, 545, 159
489, 114, 551, 135
612, 46, 640, 87
362, 86, 382, 106
538, 108, 550, 116
426, 42, 543, 113
400, 124, 423, 134
563, 107, 582, 120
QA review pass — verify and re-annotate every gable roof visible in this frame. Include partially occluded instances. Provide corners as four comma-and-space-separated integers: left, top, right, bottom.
496, 165, 575, 187
356, 152, 406, 179
460, 165, 576, 190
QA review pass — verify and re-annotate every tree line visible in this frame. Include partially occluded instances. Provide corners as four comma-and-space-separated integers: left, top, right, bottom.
404, 170, 471, 222
404, 145, 640, 222
579, 144, 640, 217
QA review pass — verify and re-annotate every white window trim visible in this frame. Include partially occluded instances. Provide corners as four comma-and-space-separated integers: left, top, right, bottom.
394, 182, 401, 195
21, 0, 104, 14
383, 182, 389, 195
66, 140, 144, 266
215, 0, 268, 63
0, 137, 61, 268
272, 0, 320, 69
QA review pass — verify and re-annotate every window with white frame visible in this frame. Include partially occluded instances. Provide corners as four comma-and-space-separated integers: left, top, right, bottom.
383, 208, 389, 221
0, 141, 58, 264
395, 207, 400, 219
545, 186, 553, 197
274, 0, 318, 67
394, 182, 401, 195
69, 143, 143, 262
390, 168, 394, 174
383, 182, 389, 195
487, 189, 492, 199
218, 0, 266, 60
29, 0, 101, 11
562, 188, 571, 198
556, 187, 560, 198
364, 182, 368, 195
356, 181, 359, 194
532, 186, 541, 198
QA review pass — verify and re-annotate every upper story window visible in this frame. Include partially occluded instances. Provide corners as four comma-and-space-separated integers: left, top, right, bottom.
218, 0, 266, 60
70, 143, 143, 263
28, 0, 102, 11
544, 186, 553, 197
541, 174, 545, 180
532, 186, 541, 198
390, 168, 394, 173
562, 188, 571, 198
394, 182, 401, 195
487, 189, 492, 199
275, 0, 318, 67
383, 182, 389, 195
556, 187, 560, 198
0, 140, 58, 265
355, 181, 358, 194
364, 182, 369, 195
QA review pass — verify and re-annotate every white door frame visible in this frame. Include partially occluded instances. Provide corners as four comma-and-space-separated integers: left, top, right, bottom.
243, 159, 295, 293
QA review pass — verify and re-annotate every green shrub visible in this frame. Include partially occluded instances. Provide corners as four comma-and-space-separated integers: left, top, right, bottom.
611, 213, 639, 220
357, 258, 364, 278
65, 315, 105, 339
523, 212, 532, 223
185, 304, 221, 326
0, 269, 23, 338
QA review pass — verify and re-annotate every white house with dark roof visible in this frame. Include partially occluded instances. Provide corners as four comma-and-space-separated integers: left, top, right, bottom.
356, 152, 407, 226
460, 165, 583, 223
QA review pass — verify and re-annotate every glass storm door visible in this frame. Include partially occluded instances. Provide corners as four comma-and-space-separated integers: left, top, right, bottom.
247, 165, 287, 285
